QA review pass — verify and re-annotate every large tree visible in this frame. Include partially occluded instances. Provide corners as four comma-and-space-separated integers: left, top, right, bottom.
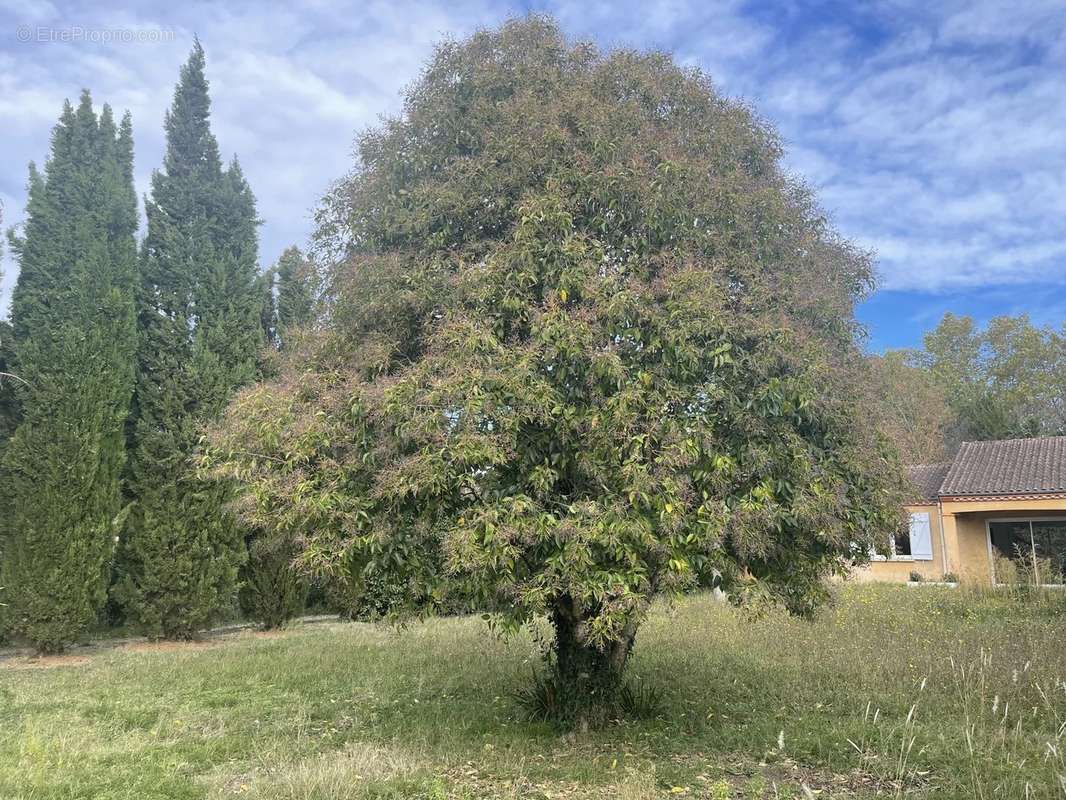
209, 18, 905, 724
921, 312, 1065, 442
1, 94, 138, 653
117, 42, 260, 639
865, 350, 955, 464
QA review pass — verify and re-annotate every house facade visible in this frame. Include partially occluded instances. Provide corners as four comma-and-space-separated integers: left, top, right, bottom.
856, 436, 1066, 585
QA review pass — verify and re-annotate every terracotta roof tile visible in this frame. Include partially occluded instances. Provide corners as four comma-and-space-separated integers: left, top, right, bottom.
939, 436, 1066, 496
907, 463, 951, 502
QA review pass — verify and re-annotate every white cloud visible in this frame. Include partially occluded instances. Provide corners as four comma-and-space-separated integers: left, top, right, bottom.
2, 0, 1066, 316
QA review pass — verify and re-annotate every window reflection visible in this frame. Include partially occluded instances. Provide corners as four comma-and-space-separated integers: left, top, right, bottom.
989, 519, 1066, 585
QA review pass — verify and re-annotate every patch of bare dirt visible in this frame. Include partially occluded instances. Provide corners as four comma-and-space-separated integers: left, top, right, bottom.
120, 639, 218, 654
2, 654, 91, 670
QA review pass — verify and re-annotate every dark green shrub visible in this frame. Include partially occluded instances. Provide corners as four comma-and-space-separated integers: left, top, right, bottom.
327, 567, 411, 622
239, 538, 307, 629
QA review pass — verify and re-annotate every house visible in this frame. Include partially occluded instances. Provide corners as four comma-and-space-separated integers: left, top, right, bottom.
857, 436, 1066, 585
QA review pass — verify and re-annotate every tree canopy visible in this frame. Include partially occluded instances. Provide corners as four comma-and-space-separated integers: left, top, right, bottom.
867, 313, 1066, 463
207, 17, 906, 723
864, 351, 956, 464
921, 312, 1066, 443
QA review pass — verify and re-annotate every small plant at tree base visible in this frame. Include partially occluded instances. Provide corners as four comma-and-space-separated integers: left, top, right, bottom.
618, 677, 665, 720
515, 667, 664, 725
514, 668, 565, 723
207, 16, 907, 727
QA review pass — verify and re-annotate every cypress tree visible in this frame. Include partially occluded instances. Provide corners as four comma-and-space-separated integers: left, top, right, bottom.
0, 93, 138, 653
274, 246, 316, 337
117, 42, 260, 639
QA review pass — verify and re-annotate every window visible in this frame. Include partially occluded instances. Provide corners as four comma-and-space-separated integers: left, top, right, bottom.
876, 512, 933, 561
892, 530, 912, 557
989, 519, 1066, 585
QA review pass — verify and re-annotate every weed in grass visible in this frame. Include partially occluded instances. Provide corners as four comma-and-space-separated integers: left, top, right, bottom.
619, 677, 666, 720
949, 649, 1066, 800
514, 669, 665, 725
204, 741, 426, 799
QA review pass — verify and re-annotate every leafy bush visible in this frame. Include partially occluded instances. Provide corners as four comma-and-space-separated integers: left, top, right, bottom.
239, 537, 307, 630
327, 568, 411, 622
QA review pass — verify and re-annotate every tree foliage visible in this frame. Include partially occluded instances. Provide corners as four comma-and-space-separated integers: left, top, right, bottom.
274, 246, 318, 338
236, 246, 319, 629
865, 350, 956, 464
117, 42, 260, 639
920, 312, 1066, 443
1, 93, 138, 653
0, 322, 17, 460
0, 204, 17, 449
208, 17, 906, 723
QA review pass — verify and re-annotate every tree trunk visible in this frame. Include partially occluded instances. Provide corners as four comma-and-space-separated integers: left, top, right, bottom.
550, 597, 636, 730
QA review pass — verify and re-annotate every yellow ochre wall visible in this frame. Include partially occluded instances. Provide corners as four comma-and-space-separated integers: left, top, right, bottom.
941, 499, 1066, 585
856, 496, 1066, 585
854, 503, 947, 583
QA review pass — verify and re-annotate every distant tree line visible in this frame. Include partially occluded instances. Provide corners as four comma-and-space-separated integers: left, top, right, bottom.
0, 43, 317, 653
867, 313, 1066, 464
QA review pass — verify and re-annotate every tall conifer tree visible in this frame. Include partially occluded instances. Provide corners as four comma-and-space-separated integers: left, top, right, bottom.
118, 42, 261, 639
274, 246, 316, 337
0, 93, 138, 653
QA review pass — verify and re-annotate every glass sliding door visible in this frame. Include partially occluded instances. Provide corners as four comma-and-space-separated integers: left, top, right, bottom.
988, 519, 1066, 585
1031, 520, 1066, 584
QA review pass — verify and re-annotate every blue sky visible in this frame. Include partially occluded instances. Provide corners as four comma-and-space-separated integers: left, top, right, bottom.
2, 0, 1065, 351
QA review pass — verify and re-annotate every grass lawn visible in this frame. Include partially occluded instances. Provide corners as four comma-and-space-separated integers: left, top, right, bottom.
1, 584, 1064, 799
